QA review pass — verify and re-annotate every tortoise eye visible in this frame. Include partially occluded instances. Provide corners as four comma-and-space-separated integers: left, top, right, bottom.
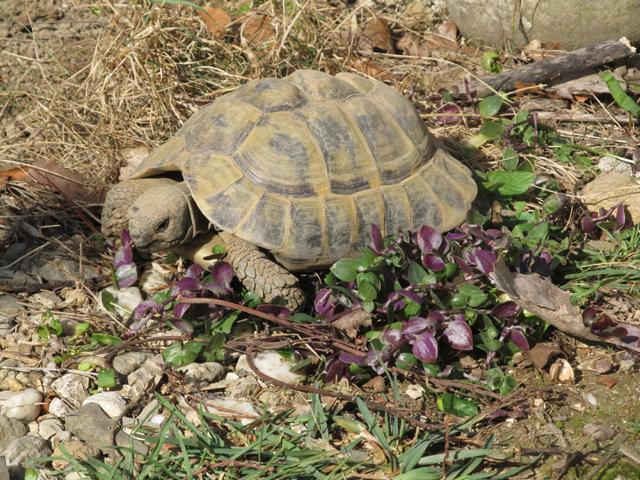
156, 219, 169, 232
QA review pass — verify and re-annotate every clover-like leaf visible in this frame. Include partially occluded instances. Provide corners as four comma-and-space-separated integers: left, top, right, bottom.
443, 317, 473, 350
412, 332, 438, 363
507, 326, 530, 351
491, 301, 521, 320
417, 225, 443, 253
205, 261, 234, 296
422, 254, 446, 272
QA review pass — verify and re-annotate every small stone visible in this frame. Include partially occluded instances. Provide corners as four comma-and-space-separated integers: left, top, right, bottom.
83, 392, 126, 418
237, 351, 305, 385
38, 417, 65, 441
0, 388, 43, 421
598, 156, 637, 177
28, 290, 61, 308
363, 376, 385, 393
3, 435, 51, 478
126, 356, 164, 402
405, 384, 423, 399
65, 403, 118, 450
533, 398, 545, 408
115, 430, 149, 455
48, 398, 74, 418
581, 171, 640, 221
583, 423, 616, 441
0, 415, 27, 451
113, 351, 151, 376
202, 398, 260, 426
177, 362, 225, 384
52, 373, 90, 408
99, 286, 143, 319
549, 358, 575, 384
0, 295, 24, 335
224, 375, 260, 399
52, 438, 101, 470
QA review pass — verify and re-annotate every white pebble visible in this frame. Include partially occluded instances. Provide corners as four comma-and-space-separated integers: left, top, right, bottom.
0, 388, 43, 421
82, 391, 126, 418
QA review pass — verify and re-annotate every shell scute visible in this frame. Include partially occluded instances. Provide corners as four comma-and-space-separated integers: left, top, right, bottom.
235, 193, 289, 251
240, 78, 308, 112
287, 69, 360, 100
353, 190, 385, 250
402, 174, 443, 229
200, 177, 264, 233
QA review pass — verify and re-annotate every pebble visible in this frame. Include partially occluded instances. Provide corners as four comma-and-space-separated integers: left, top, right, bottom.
0, 415, 27, 451
203, 398, 261, 426
405, 384, 423, 399
52, 439, 101, 470
113, 351, 151, 376
28, 290, 61, 309
3, 435, 52, 477
83, 392, 126, 418
37, 417, 65, 441
48, 397, 74, 419
65, 403, 118, 450
52, 373, 90, 408
100, 286, 143, 318
0, 388, 43, 421
237, 351, 305, 385
126, 356, 164, 402
178, 362, 225, 384
583, 423, 616, 441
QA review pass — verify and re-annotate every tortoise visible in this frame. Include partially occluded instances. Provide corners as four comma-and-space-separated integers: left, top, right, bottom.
101, 69, 477, 309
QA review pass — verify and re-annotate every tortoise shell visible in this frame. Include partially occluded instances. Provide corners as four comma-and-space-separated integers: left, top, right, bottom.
130, 69, 477, 270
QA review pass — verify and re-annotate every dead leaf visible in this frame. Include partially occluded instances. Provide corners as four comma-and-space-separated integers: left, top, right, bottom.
0, 160, 98, 203
526, 343, 566, 370
397, 32, 426, 57
332, 307, 372, 338
358, 17, 394, 53
596, 376, 618, 388
490, 258, 640, 353
198, 6, 231, 38
437, 20, 458, 42
119, 145, 150, 181
363, 376, 385, 393
345, 58, 392, 80
240, 14, 276, 50
549, 358, 575, 383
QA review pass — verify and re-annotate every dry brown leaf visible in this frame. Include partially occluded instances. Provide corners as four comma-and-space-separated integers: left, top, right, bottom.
358, 17, 394, 53
437, 20, 458, 42
198, 6, 231, 39
345, 58, 392, 80
597, 376, 618, 388
490, 259, 640, 353
526, 343, 566, 370
240, 14, 276, 50
363, 376, 385, 393
332, 307, 372, 338
397, 32, 426, 57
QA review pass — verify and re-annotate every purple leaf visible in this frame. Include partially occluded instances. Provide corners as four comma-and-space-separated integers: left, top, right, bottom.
205, 261, 234, 296
256, 304, 291, 317
492, 301, 522, 320
412, 332, 438, 363
172, 319, 194, 335
174, 277, 201, 293
417, 225, 443, 253
582, 307, 598, 326
133, 300, 163, 320
508, 327, 530, 351
314, 288, 335, 317
115, 263, 137, 288
114, 230, 133, 269
466, 248, 497, 275
370, 224, 384, 254
381, 328, 405, 351
435, 103, 462, 126
443, 318, 473, 350
422, 254, 446, 272
485, 229, 504, 240
339, 352, 366, 366
185, 264, 204, 279
580, 215, 596, 234
402, 316, 433, 340
174, 302, 191, 319
445, 232, 466, 241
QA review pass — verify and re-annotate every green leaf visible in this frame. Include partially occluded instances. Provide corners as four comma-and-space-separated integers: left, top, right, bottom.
37, 325, 50, 342
502, 147, 519, 171
478, 95, 504, 117
97, 368, 117, 389
453, 397, 479, 417
479, 120, 504, 140
481, 51, 501, 73
500, 374, 518, 395
601, 70, 640, 116
77, 361, 95, 372
458, 284, 487, 307
24, 468, 39, 480
408, 262, 436, 285
288, 312, 318, 323
100, 290, 117, 313
90, 333, 122, 346
211, 244, 226, 256
357, 271, 381, 290
357, 279, 378, 302
50, 316, 63, 337
396, 352, 418, 371
404, 300, 421, 317
526, 221, 549, 247
483, 170, 534, 196
330, 258, 368, 282
162, 341, 203, 368
394, 468, 441, 480
73, 322, 90, 337
485, 368, 504, 391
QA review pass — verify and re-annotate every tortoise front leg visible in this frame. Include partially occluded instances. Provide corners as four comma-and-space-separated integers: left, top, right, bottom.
218, 232, 305, 310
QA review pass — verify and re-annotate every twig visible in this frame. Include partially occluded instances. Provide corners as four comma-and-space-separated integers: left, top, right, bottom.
584, 433, 629, 480
535, 111, 638, 125
0, 275, 111, 294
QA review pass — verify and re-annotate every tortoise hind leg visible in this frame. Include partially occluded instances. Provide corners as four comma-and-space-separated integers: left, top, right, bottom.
219, 232, 305, 310
101, 178, 177, 238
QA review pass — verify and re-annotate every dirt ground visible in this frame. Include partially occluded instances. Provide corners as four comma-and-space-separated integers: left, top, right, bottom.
1, 1, 640, 479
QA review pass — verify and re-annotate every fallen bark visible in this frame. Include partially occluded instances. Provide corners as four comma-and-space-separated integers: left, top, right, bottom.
462, 38, 637, 97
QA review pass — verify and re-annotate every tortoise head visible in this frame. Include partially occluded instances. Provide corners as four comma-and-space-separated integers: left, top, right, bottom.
127, 182, 195, 251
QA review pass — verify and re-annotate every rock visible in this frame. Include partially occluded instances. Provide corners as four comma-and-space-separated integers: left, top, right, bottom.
446, 0, 640, 49
113, 351, 151, 376
0, 366, 26, 392
0, 458, 8, 480
65, 403, 118, 450
100, 286, 143, 319
0, 388, 43, 421
0, 415, 27, 451
115, 430, 149, 455
581, 171, 640, 220
52, 373, 90, 408
0, 295, 24, 336
126, 356, 164, 402
3, 435, 51, 478
52, 438, 101, 470
237, 351, 305, 385
48, 398, 74, 419
583, 423, 616, 441
177, 362, 225, 385
598, 156, 638, 177
28, 290, 61, 309
38, 416, 65, 441
405, 384, 424, 400
83, 392, 126, 419
203, 398, 260, 426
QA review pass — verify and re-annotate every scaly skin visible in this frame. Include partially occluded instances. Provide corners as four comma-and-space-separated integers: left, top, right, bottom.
219, 232, 305, 310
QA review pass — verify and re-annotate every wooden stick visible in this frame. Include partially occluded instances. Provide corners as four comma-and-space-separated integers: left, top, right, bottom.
463, 38, 637, 97
535, 111, 638, 125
